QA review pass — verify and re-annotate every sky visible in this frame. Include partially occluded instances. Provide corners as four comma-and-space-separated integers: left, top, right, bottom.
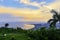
0, 0, 60, 29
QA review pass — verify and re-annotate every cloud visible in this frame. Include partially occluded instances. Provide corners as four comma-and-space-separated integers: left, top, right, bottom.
46, 0, 60, 13
19, 0, 58, 11
0, 0, 58, 22
20, 0, 46, 8
50, 0, 60, 9
19, 0, 59, 11
0, 6, 52, 22
18, 0, 60, 22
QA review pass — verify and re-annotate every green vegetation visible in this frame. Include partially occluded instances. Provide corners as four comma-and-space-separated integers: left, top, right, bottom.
0, 33, 28, 40
0, 28, 28, 40
0, 27, 60, 40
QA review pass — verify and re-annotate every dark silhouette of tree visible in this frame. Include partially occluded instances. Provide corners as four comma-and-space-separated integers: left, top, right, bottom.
48, 10, 60, 28
5, 23, 9, 28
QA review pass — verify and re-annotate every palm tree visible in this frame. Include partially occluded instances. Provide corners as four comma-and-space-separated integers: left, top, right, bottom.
48, 10, 60, 28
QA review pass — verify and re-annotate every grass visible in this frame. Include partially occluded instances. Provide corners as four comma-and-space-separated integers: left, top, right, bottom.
0, 33, 29, 40
0, 28, 31, 40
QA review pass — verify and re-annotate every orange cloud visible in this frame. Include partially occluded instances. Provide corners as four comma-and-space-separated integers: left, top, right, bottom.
0, 6, 52, 22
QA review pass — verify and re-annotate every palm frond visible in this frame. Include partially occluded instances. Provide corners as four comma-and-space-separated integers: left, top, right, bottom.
50, 19, 58, 27
48, 19, 53, 23
51, 10, 58, 15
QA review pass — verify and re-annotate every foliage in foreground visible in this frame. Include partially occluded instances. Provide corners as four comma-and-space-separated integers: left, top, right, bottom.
27, 27, 60, 40
0, 27, 60, 40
